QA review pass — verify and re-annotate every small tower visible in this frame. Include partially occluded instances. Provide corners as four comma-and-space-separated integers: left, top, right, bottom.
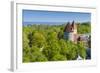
64, 21, 77, 42
72, 21, 77, 34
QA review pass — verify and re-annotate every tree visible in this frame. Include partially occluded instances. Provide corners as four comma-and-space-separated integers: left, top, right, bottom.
42, 45, 52, 60
57, 31, 64, 40
77, 41, 86, 59
77, 22, 91, 34
23, 50, 31, 62
23, 32, 29, 50
29, 32, 46, 48
28, 46, 48, 62
23, 32, 31, 62
47, 31, 58, 41
43, 39, 61, 61
50, 53, 67, 61
30, 51, 48, 62
43, 31, 61, 61
59, 39, 68, 55
65, 41, 78, 60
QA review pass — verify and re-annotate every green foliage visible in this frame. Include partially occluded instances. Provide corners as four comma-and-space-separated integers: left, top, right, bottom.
77, 41, 87, 59
77, 22, 91, 34
51, 53, 67, 61
23, 22, 90, 62
65, 41, 78, 60
23, 53, 30, 62
30, 51, 47, 62
23, 32, 29, 49
43, 37, 61, 60
29, 31, 46, 48
59, 39, 68, 55
23, 46, 31, 62
58, 30, 64, 40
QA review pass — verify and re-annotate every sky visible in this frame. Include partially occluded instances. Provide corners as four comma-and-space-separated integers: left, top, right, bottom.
23, 10, 91, 24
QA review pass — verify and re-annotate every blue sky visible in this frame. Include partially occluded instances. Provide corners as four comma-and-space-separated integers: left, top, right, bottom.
23, 10, 91, 23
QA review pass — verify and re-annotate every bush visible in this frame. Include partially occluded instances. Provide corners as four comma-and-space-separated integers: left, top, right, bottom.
50, 53, 67, 61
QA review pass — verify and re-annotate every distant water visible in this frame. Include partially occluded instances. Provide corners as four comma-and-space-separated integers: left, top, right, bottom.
23, 22, 66, 26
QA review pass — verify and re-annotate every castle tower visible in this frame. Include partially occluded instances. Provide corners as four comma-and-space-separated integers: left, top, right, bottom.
64, 21, 77, 42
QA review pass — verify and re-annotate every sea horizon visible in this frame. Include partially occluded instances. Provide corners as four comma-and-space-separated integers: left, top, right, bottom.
23, 21, 90, 26
23, 22, 67, 26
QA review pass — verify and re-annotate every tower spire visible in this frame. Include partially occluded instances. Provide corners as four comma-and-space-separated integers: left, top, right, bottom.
72, 20, 75, 27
